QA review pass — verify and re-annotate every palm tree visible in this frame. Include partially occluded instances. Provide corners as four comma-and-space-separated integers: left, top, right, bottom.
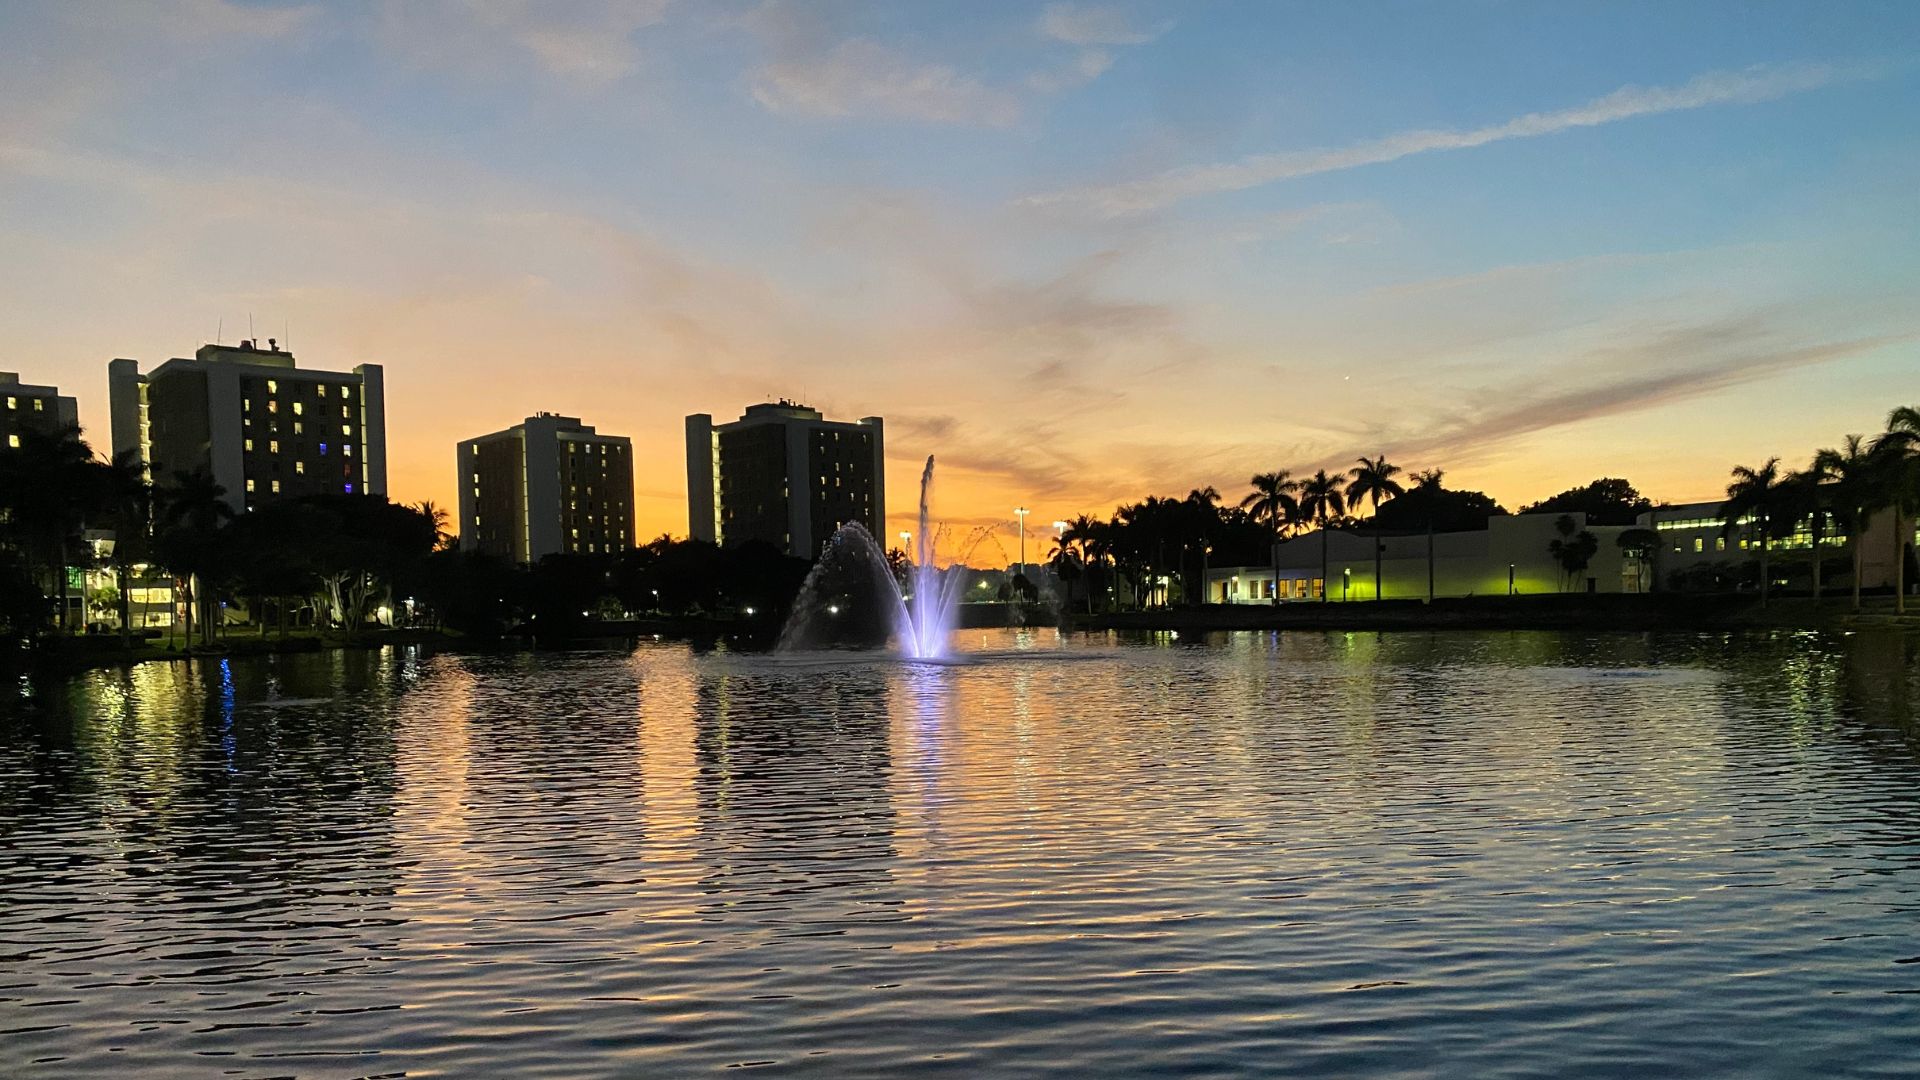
1240, 471, 1298, 605
1348, 455, 1404, 601
1721, 458, 1786, 607
415, 500, 452, 551
99, 450, 152, 646
1781, 464, 1829, 601
1877, 405, 1920, 613
1298, 470, 1347, 602
1056, 514, 1102, 612
1815, 435, 1883, 612
0, 426, 101, 632
157, 469, 234, 645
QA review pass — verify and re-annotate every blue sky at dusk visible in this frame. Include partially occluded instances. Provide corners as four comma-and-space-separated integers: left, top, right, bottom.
2, 0, 1916, 536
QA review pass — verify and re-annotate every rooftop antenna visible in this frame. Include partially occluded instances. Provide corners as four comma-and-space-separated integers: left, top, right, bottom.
216, 317, 223, 344
248, 313, 255, 342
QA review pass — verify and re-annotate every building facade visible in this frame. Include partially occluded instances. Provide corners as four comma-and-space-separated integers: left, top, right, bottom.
458, 413, 635, 562
0, 372, 80, 447
108, 340, 386, 513
685, 402, 885, 559
1211, 500, 1917, 603
1209, 512, 1645, 603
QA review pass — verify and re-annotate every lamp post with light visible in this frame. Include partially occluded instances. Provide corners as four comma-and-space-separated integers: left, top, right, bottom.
1014, 507, 1030, 581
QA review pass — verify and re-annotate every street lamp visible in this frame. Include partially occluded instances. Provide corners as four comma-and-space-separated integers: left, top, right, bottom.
899, 530, 912, 560
1343, 566, 1351, 602
1014, 507, 1030, 579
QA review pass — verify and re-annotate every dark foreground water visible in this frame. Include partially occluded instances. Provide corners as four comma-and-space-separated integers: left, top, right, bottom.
4, 630, 1920, 1078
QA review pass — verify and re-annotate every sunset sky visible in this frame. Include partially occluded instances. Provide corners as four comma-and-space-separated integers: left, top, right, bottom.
3, 1, 1917, 541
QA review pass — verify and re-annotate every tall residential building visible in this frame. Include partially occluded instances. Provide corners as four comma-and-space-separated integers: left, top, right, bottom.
108, 340, 386, 512
0, 373, 80, 448
686, 401, 885, 559
458, 413, 635, 563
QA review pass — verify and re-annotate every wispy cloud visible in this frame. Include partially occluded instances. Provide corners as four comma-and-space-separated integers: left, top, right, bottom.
747, 0, 1166, 125
1347, 317, 1912, 471
1026, 62, 1864, 215
63, 0, 319, 41
1038, 3, 1167, 47
752, 37, 1024, 126
372, 0, 672, 86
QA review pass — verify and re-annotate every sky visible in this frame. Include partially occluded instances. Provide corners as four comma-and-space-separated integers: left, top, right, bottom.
2, 0, 1917, 543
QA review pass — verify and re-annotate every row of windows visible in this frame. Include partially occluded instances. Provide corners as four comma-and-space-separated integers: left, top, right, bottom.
246, 437, 356, 456
246, 398, 354, 421
5, 397, 46, 412
256, 378, 353, 400
245, 478, 360, 495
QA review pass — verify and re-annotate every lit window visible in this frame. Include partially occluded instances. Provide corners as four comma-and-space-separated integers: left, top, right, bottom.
1693, 538, 1703, 553
267, 380, 278, 394
268, 401, 278, 414
344, 482, 355, 494
344, 444, 353, 457
32, 399, 42, 412
4, 397, 13, 409
342, 387, 351, 400
6, 435, 16, 448
341, 424, 351, 435
244, 399, 251, 414
269, 440, 279, 454
245, 438, 254, 452
296, 461, 306, 475
341, 407, 349, 419
271, 480, 281, 493
293, 402, 303, 416
294, 422, 303, 435
1716, 537, 1726, 551
319, 442, 329, 455
318, 384, 328, 398
246, 479, 256, 492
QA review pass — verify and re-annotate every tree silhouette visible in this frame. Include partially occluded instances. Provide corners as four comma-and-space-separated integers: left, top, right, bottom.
1239, 471, 1298, 605
1348, 455, 1404, 601
1720, 458, 1786, 607
1298, 470, 1347, 602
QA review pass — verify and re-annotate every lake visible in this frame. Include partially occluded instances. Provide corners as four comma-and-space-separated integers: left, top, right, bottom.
4, 629, 1919, 1077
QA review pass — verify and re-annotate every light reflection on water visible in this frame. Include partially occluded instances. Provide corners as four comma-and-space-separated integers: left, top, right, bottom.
3, 630, 1920, 1078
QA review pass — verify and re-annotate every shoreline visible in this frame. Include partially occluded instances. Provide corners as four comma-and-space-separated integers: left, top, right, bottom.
24, 595, 1918, 676
1071, 594, 1920, 634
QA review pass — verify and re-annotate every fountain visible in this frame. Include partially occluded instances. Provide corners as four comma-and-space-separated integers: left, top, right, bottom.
777, 455, 969, 659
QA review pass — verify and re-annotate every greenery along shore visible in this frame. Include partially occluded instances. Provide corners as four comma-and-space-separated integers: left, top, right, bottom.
1, 405, 1916, 659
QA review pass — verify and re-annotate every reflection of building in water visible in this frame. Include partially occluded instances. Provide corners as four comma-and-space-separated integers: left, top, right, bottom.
2, 652, 408, 958
447, 653, 650, 905
688, 670, 898, 916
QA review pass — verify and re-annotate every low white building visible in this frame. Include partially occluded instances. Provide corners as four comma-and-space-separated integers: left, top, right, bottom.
1208, 512, 1646, 603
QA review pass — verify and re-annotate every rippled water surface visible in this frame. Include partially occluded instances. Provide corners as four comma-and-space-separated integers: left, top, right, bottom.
5, 629, 1920, 1078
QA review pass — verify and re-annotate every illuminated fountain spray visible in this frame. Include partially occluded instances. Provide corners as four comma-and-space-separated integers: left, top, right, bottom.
899, 455, 967, 659
776, 455, 969, 659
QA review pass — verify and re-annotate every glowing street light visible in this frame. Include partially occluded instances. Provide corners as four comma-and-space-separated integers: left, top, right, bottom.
1014, 507, 1030, 579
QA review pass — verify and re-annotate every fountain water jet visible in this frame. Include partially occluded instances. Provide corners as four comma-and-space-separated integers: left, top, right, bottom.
776, 455, 968, 659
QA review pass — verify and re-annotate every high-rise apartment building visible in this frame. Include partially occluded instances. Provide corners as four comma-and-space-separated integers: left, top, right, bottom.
686, 401, 885, 559
458, 413, 635, 562
0, 373, 80, 448
108, 340, 386, 512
